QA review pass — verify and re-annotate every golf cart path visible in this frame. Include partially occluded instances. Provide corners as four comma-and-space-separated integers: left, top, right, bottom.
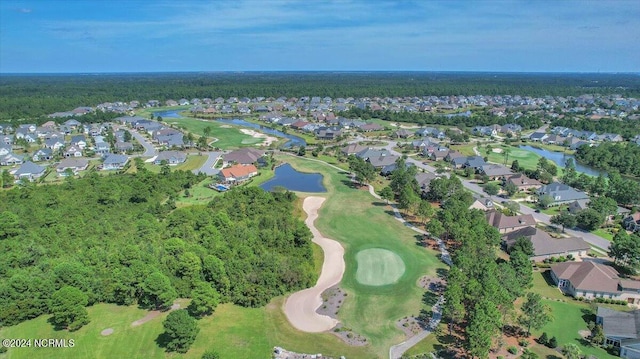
283, 196, 345, 332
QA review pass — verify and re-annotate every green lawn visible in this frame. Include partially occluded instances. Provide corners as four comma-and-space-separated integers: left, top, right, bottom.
592, 228, 615, 241
532, 300, 617, 359
449, 144, 476, 156
175, 179, 222, 207
163, 117, 264, 149
481, 144, 566, 177
279, 155, 447, 356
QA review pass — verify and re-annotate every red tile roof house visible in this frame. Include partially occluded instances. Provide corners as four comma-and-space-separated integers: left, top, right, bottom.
486, 210, 537, 233
551, 261, 640, 304
219, 164, 258, 184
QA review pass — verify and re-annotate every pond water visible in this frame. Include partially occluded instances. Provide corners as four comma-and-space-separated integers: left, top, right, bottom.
215, 118, 306, 148
260, 163, 326, 192
153, 110, 184, 118
518, 145, 606, 177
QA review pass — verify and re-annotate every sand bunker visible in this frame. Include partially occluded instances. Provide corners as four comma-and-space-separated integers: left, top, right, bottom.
283, 196, 345, 332
239, 128, 278, 146
492, 148, 504, 153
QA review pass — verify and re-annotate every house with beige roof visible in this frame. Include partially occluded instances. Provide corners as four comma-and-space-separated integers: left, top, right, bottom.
502, 226, 589, 262
505, 173, 542, 191
551, 261, 640, 304
486, 210, 537, 233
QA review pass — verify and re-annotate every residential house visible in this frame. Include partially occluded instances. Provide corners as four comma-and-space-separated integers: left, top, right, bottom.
359, 123, 384, 132
472, 126, 498, 137
368, 154, 400, 169
223, 148, 265, 166
551, 261, 640, 304
444, 151, 464, 163
502, 226, 589, 262
14, 161, 46, 181
102, 154, 128, 170
1, 135, 14, 145
0, 143, 11, 156
470, 195, 494, 211
486, 210, 537, 233
380, 162, 413, 176
341, 143, 367, 156
463, 156, 487, 170
94, 141, 111, 156
0, 153, 24, 166
599, 133, 624, 142
429, 149, 450, 161
500, 123, 522, 135
537, 182, 589, 206
623, 213, 640, 233
64, 145, 83, 158
415, 172, 437, 196
154, 151, 187, 165
567, 199, 590, 214
543, 134, 566, 145
394, 129, 413, 138
32, 148, 53, 162
505, 173, 542, 191
478, 164, 514, 180
44, 138, 65, 151
56, 158, 89, 176
63, 119, 81, 129
115, 141, 134, 153
71, 135, 87, 149
219, 164, 258, 183
315, 127, 341, 140
596, 307, 640, 358
529, 132, 549, 142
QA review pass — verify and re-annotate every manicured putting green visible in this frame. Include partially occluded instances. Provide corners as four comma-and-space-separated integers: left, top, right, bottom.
355, 248, 406, 286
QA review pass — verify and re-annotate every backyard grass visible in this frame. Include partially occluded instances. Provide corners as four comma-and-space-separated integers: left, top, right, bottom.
279, 155, 447, 357
175, 179, 222, 207
449, 143, 476, 156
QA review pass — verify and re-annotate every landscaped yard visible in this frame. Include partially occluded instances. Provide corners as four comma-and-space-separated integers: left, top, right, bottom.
592, 228, 615, 241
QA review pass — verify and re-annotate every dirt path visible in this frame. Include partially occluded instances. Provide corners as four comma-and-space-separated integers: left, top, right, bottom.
283, 196, 345, 333
131, 303, 180, 327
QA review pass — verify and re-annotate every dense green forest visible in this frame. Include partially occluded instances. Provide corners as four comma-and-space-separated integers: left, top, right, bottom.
575, 143, 640, 177
1, 72, 639, 119
0, 167, 315, 327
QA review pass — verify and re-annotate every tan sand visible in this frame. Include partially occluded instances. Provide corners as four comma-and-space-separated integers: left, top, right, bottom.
239, 128, 278, 146
283, 196, 345, 332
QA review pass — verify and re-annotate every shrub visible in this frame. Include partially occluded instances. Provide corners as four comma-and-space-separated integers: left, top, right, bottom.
539, 332, 548, 345
548, 336, 558, 348
519, 338, 530, 347
508, 346, 518, 354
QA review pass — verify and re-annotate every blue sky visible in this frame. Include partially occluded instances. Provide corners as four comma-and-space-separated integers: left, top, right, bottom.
1, 0, 639, 73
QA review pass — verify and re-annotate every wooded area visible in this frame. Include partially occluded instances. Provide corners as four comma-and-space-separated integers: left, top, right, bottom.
575, 142, 640, 177
0, 166, 316, 327
1, 72, 638, 119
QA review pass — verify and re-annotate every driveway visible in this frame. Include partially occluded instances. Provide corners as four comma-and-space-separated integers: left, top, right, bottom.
130, 130, 157, 157
193, 151, 222, 175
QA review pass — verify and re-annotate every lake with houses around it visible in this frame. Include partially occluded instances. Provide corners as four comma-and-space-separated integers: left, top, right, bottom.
260, 164, 326, 193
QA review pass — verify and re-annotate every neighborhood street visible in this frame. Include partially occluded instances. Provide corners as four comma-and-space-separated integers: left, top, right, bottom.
194, 151, 222, 176
353, 138, 612, 251
130, 129, 157, 157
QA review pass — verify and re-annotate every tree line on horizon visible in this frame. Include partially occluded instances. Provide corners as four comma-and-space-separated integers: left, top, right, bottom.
1, 72, 639, 120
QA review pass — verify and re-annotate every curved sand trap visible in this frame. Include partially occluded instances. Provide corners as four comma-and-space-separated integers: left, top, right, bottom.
284, 196, 345, 332
101, 328, 114, 336
355, 248, 405, 286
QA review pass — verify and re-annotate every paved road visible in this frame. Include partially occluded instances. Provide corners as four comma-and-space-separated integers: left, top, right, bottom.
389, 302, 443, 359
130, 130, 157, 157
194, 151, 223, 176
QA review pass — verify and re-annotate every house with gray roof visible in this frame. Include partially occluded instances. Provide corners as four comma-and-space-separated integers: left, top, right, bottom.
470, 195, 494, 211
463, 156, 486, 170
223, 148, 265, 166
0, 153, 24, 166
115, 141, 134, 153
478, 164, 514, 180
538, 182, 589, 206
14, 161, 46, 181
368, 154, 400, 169
102, 154, 128, 170
502, 226, 589, 262
56, 158, 89, 176
415, 172, 437, 195
567, 199, 590, 214
596, 307, 640, 358
551, 261, 640, 305
154, 151, 187, 165
0, 143, 11, 156
32, 148, 53, 162
529, 132, 549, 142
